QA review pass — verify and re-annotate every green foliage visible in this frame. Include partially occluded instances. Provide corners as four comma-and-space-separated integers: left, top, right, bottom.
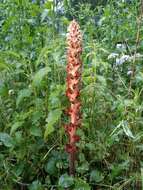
32, 67, 51, 88
58, 174, 74, 188
0, 0, 143, 189
0, 132, 14, 147
44, 108, 62, 139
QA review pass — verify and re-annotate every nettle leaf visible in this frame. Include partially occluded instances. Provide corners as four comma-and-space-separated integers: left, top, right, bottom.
44, 124, 54, 139
30, 126, 42, 137
48, 84, 65, 109
44, 159, 57, 175
58, 174, 74, 188
13, 162, 24, 177
36, 47, 50, 66
74, 178, 91, 190
28, 180, 43, 190
110, 161, 130, 179
10, 121, 23, 135
90, 170, 104, 183
32, 67, 51, 87
32, 111, 43, 124
0, 133, 14, 147
46, 109, 62, 124
77, 161, 89, 174
16, 88, 32, 107
44, 109, 62, 139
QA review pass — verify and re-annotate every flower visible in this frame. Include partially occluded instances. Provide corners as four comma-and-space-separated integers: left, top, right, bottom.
65, 20, 82, 151
127, 70, 133, 75
116, 43, 126, 50
108, 53, 119, 59
64, 20, 82, 175
115, 55, 130, 65
8, 89, 14, 96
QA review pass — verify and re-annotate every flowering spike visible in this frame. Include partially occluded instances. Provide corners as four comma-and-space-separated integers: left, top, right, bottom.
64, 20, 82, 176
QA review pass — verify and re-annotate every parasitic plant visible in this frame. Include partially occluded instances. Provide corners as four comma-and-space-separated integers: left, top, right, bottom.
64, 20, 82, 176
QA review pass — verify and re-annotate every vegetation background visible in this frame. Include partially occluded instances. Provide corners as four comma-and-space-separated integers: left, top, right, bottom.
0, 0, 143, 189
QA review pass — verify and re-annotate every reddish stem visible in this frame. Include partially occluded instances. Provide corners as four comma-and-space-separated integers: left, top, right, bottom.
69, 151, 76, 176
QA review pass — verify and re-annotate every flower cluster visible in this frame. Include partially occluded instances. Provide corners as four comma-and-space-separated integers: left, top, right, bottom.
65, 20, 82, 154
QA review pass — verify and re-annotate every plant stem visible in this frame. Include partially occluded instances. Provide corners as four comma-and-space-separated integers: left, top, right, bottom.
69, 151, 75, 176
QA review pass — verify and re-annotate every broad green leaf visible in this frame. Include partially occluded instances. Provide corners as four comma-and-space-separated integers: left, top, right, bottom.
77, 161, 89, 174
0, 133, 14, 147
85, 143, 95, 151
36, 47, 50, 66
44, 159, 57, 175
111, 161, 129, 179
74, 178, 91, 190
58, 174, 74, 188
13, 162, 24, 177
32, 67, 51, 87
90, 170, 104, 183
46, 109, 62, 124
28, 180, 43, 190
10, 121, 23, 135
30, 126, 42, 137
44, 124, 54, 139
16, 88, 32, 107
44, 109, 62, 139
32, 111, 43, 124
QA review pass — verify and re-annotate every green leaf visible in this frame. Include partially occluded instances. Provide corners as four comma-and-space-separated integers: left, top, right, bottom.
77, 161, 89, 174
110, 120, 135, 139
10, 121, 23, 135
85, 143, 95, 151
41, 9, 49, 22
30, 126, 42, 137
13, 162, 24, 177
44, 1, 53, 10
32, 111, 43, 124
58, 174, 74, 188
90, 170, 104, 183
32, 67, 51, 87
46, 109, 62, 124
0, 61, 9, 70
0, 84, 8, 97
44, 109, 62, 139
123, 123, 135, 139
44, 124, 54, 139
74, 178, 91, 190
16, 88, 32, 107
141, 168, 143, 189
28, 180, 43, 190
0, 133, 14, 147
111, 161, 129, 179
44, 159, 57, 175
